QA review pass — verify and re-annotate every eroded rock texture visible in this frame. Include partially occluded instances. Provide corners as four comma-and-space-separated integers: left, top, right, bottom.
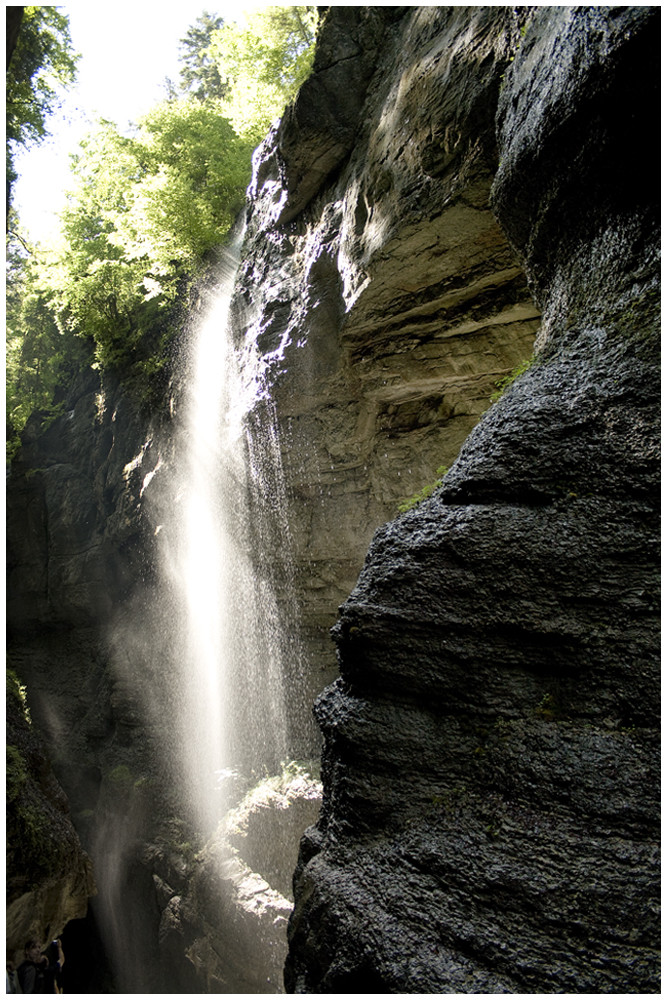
5, 369, 150, 976
6, 4, 659, 993
176, 767, 322, 993
238, 6, 540, 709
5, 357, 317, 992
285, 7, 660, 994
5, 364, 322, 992
6, 670, 95, 963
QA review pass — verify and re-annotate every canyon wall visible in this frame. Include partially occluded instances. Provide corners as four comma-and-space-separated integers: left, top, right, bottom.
5, 353, 322, 991
277, 6, 660, 994
6, 5, 659, 994
237, 6, 539, 709
6, 667, 95, 964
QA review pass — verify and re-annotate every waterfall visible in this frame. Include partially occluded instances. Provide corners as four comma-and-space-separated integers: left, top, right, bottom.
93, 229, 309, 992
160, 228, 296, 833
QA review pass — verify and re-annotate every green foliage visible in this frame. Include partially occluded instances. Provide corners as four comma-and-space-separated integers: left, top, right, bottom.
5, 736, 58, 889
48, 102, 253, 373
489, 356, 535, 403
6, 669, 31, 724
174, 11, 227, 101
398, 466, 449, 514
107, 764, 134, 792
210, 6, 317, 141
124, 99, 253, 267
6, 745, 29, 802
534, 692, 558, 721
6, 7, 317, 450
6, 227, 92, 458
7, 97, 252, 414
6, 757, 59, 888
6, 6, 79, 202
105, 763, 153, 806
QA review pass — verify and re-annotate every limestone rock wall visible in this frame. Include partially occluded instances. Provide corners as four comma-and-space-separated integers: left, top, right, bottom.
6, 5, 659, 994
5, 358, 321, 992
284, 6, 660, 993
6, 367, 155, 632
5, 366, 154, 971
237, 6, 540, 703
5, 340, 316, 991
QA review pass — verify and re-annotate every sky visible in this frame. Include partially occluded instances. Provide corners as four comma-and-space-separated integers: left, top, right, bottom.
12, 2, 265, 243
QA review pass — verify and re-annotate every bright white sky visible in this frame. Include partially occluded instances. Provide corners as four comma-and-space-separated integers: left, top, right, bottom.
12, 2, 267, 243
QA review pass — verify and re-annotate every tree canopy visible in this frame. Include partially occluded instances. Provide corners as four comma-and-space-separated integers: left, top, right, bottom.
6, 6, 318, 458
45, 102, 254, 373
175, 10, 227, 101
6, 6, 79, 212
211, 6, 317, 141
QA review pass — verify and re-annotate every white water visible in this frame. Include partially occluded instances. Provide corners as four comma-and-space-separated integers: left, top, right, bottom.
158, 233, 294, 833
92, 232, 307, 991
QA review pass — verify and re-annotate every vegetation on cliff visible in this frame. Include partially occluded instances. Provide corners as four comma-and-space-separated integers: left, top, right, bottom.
6, 7, 317, 458
397, 466, 449, 514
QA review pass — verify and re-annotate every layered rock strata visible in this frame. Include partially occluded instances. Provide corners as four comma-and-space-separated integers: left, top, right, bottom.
7, 9, 542, 986
238, 5, 540, 705
6, 4, 659, 994
285, 6, 660, 994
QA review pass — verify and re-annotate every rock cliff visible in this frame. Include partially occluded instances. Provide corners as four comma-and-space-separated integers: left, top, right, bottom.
5, 356, 321, 991
5, 4, 660, 994
238, 6, 540, 709
283, 6, 660, 994
6, 669, 95, 964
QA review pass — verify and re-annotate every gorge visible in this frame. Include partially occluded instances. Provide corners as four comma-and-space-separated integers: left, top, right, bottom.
6, 5, 660, 994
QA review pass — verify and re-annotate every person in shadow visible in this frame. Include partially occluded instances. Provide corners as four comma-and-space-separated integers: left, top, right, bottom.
17, 939, 65, 993
6, 952, 20, 994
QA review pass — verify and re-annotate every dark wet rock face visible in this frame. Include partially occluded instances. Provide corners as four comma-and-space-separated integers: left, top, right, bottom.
240, 6, 540, 710
285, 7, 660, 994
6, 669, 96, 960
6, 5, 659, 993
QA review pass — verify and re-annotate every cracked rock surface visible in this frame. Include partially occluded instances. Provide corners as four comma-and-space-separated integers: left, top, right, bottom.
285, 7, 660, 994
239, 6, 541, 711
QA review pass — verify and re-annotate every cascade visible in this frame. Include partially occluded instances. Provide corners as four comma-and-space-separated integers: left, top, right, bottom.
158, 229, 296, 834
91, 230, 310, 991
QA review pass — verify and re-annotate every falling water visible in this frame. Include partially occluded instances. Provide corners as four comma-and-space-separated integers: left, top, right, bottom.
160, 229, 295, 833
91, 228, 309, 991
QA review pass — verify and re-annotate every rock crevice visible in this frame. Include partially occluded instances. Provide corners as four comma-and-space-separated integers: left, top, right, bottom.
283, 6, 660, 994
5, 6, 659, 994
